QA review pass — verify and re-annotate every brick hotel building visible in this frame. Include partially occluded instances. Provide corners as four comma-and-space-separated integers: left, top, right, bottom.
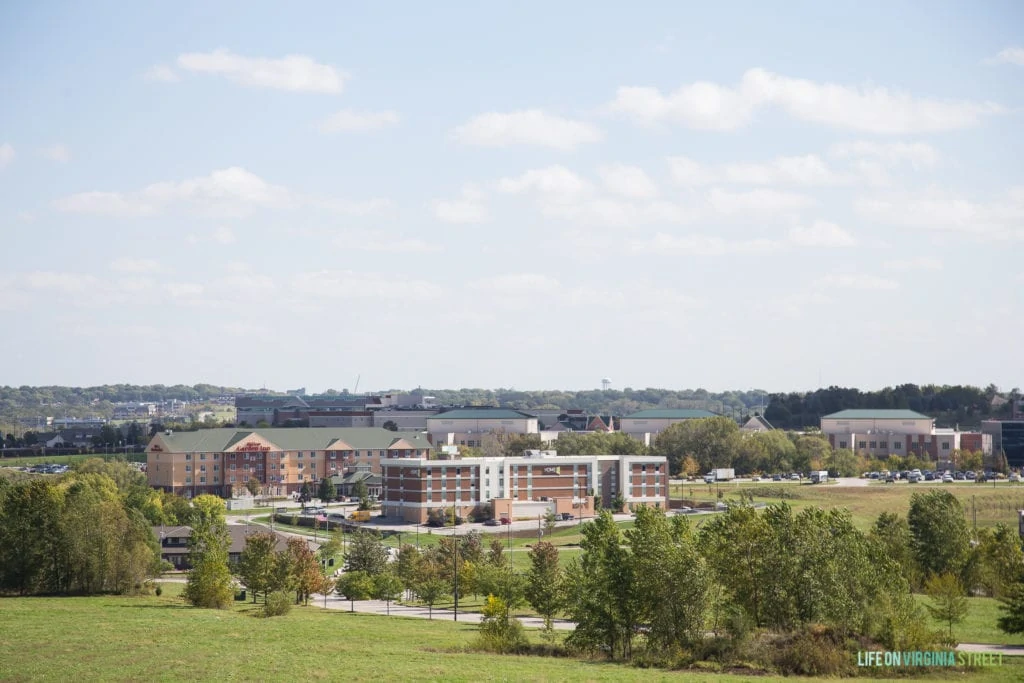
146, 427, 432, 497
382, 452, 669, 523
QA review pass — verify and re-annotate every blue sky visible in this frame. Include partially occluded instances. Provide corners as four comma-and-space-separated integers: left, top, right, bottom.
1, 1, 1021, 393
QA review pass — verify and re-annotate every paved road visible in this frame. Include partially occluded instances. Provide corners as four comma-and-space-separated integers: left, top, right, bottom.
319, 594, 576, 629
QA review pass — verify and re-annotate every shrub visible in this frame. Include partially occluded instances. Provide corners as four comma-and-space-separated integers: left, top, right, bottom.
475, 595, 528, 654
154, 585, 163, 597
772, 626, 851, 677
262, 590, 292, 618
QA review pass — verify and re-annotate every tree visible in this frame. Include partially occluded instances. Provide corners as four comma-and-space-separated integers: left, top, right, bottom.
925, 573, 968, 638
183, 495, 234, 609
975, 523, 1024, 598
870, 512, 917, 587
502, 433, 542, 458
246, 477, 260, 497
413, 564, 449, 619
543, 510, 557, 537
373, 570, 404, 615
486, 538, 506, 568
652, 417, 740, 475
344, 529, 390, 575
524, 541, 562, 638
394, 544, 423, 599
381, 420, 398, 432
351, 480, 369, 506
286, 537, 323, 605
336, 570, 375, 612
299, 481, 312, 504
235, 532, 279, 603
627, 506, 709, 655
907, 491, 971, 579
563, 511, 641, 660
962, 451, 984, 473
317, 477, 336, 503
679, 455, 701, 478
998, 569, 1024, 634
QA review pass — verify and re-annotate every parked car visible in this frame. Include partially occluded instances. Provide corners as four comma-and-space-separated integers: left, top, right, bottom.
955, 471, 966, 480
499, 517, 511, 525
942, 473, 954, 483
483, 519, 500, 526
789, 473, 800, 481
965, 471, 977, 480
1009, 473, 1022, 483
924, 471, 935, 481
772, 474, 783, 482
884, 473, 896, 483
559, 512, 575, 521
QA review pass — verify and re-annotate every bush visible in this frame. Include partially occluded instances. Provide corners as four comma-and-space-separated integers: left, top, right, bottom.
475, 595, 528, 654
771, 626, 851, 677
262, 590, 292, 618
154, 585, 163, 597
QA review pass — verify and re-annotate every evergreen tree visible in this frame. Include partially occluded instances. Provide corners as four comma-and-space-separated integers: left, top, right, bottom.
317, 477, 336, 503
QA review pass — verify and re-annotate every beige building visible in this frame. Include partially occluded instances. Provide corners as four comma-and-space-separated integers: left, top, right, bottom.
426, 408, 538, 447
821, 409, 955, 459
146, 427, 432, 498
619, 409, 718, 444
381, 452, 668, 523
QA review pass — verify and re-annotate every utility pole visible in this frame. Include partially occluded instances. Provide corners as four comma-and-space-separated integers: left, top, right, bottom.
453, 526, 459, 622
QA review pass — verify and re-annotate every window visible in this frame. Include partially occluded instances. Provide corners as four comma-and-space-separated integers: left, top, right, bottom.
858, 441, 867, 449
298, 452, 304, 459
879, 441, 888, 448
839, 441, 847, 449
200, 453, 206, 460
185, 454, 192, 460
893, 442, 901, 449
942, 442, 950, 450
230, 476, 236, 483
200, 465, 206, 472
185, 465, 192, 472
310, 452, 316, 459
869, 441, 877, 449
200, 477, 206, 484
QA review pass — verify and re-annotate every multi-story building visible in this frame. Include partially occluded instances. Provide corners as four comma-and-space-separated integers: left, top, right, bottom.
619, 409, 718, 444
307, 411, 374, 428
982, 421, 1024, 468
372, 409, 440, 431
234, 394, 383, 427
381, 452, 668, 523
426, 408, 539, 447
146, 427, 432, 498
821, 409, 988, 461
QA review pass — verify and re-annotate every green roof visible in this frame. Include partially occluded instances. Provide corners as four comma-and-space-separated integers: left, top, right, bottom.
150, 427, 431, 452
824, 409, 930, 420
429, 409, 535, 420
624, 409, 718, 420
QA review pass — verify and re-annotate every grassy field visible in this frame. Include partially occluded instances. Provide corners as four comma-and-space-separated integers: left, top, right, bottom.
672, 481, 1024, 531
912, 595, 1024, 647
1, 589, 1022, 683
0, 452, 144, 467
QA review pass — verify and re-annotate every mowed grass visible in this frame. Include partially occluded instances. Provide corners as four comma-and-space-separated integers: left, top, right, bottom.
672, 481, 1024, 531
2, 591, 1022, 683
912, 595, 1024, 647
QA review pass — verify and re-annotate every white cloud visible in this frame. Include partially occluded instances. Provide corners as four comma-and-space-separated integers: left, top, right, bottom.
176, 48, 346, 93
433, 185, 487, 224
293, 270, 445, 301
55, 167, 384, 220
54, 191, 156, 217
213, 226, 236, 244
830, 141, 939, 168
452, 109, 603, 150
856, 187, 1024, 241
318, 109, 400, 133
707, 187, 813, 215
497, 165, 592, 199
597, 164, 659, 199
110, 258, 161, 273
883, 256, 943, 271
473, 273, 562, 294
787, 221, 857, 247
816, 273, 900, 291
25, 271, 99, 293
986, 47, 1024, 66
669, 154, 850, 186
0, 143, 14, 168
40, 144, 71, 163
609, 68, 1003, 133
335, 230, 440, 253
144, 64, 179, 82
630, 233, 780, 255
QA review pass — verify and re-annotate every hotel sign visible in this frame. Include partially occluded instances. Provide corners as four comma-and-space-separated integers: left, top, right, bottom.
542, 466, 561, 475
150, 445, 163, 452
408, 469, 419, 476
239, 441, 271, 452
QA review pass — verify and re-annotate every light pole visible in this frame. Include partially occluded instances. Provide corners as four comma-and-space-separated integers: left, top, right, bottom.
453, 527, 459, 622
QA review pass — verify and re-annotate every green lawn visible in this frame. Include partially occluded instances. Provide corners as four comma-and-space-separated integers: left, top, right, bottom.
672, 482, 1024, 531
1, 591, 1021, 683
912, 595, 1024, 647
